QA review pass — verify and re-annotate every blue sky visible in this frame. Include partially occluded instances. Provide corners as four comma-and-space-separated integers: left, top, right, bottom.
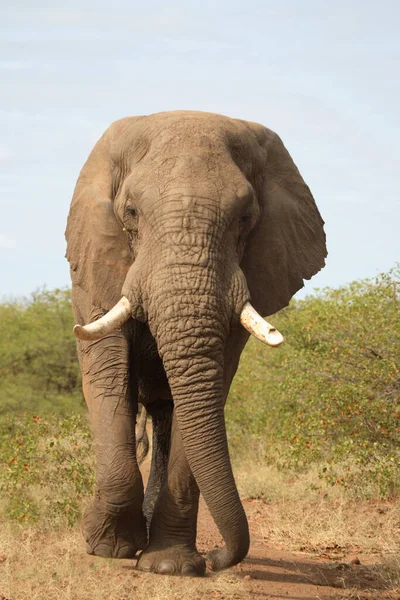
1, 1, 399, 301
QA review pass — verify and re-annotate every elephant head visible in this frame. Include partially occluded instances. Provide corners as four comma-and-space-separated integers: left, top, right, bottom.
65, 111, 326, 569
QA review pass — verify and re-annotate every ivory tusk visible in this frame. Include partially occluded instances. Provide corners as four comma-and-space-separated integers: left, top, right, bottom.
73, 296, 132, 341
240, 301, 284, 347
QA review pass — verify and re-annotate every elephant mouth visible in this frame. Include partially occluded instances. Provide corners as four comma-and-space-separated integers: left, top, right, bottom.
73, 297, 284, 347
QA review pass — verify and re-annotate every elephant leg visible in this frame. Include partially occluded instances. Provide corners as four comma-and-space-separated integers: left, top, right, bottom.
81, 334, 147, 558
142, 399, 173, 529
73, 289, 147, 558
137, 412, 205, 576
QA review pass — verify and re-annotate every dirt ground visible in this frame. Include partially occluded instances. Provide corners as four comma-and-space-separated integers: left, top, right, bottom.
65, 492, 398, 600
124, 461, 400, 600
1, 459, 398, 600
195, 495, 398, 600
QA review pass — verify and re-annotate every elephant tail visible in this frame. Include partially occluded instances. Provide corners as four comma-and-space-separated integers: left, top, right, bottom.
136, 406, 150, 465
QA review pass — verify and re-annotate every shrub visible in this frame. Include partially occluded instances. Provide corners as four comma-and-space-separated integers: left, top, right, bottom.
0, 289, 83, 414
0, 413, 94, 527
0, 269, 398, 502
227, 267, 400, 497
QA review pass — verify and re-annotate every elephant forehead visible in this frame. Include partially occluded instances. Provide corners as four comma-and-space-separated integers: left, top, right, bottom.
125, 141, 245, 185
148, 129, 227, 162
126, 157, 249, 211
109, 113, 260, 180
142, 119, 259, 180
157, 151, 231, 179
142, 112, 252, 152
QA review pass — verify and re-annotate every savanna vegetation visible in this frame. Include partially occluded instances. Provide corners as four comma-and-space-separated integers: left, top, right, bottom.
0, 269, 399, 598
0, 267, 399, 527
0, 289, 83, 415
228, 266, 400, 498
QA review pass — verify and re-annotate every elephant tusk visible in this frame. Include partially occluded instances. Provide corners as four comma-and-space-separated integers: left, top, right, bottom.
240, 301, 284, 347
73, 296, 132, 341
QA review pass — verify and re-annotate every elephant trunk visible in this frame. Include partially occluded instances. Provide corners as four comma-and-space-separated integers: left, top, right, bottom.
143, 265, 250, 570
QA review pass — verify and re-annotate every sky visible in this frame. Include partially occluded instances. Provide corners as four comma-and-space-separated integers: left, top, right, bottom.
1, 0, 399, 301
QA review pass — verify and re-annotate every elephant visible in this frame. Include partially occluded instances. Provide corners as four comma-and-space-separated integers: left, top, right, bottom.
65, 110, 326, 575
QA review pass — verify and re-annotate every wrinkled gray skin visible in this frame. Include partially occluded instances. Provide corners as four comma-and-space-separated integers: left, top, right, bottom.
65, 111, 326, 575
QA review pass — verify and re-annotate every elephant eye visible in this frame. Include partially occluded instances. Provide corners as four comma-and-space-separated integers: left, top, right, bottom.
126, 207, 138, 218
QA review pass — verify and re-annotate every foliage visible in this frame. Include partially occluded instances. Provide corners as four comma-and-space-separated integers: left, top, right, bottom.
0, 413, 94, 527
0, 269, 399, 505
0, 288, 83, 414
227, 266, 400, 497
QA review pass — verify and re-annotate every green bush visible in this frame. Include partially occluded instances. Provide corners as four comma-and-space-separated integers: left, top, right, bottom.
0, 413, 94, 527
0, 289, 83, 414
0, 270, 398, 505
227, 267, 400, 497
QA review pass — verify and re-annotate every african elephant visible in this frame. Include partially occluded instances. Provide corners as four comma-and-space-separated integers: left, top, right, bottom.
65, 110, 326, 575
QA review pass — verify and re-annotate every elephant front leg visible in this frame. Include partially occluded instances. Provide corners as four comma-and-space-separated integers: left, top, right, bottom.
80, 333, 147, 558
137, 413, 205, 576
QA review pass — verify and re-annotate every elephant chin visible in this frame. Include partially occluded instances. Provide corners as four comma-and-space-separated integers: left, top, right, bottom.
73, 297, 284, 347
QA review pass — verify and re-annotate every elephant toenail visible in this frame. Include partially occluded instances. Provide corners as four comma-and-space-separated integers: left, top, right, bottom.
137, 559, 152, 572
117, 545, 136, 559
93, 543, 113, 558
181, 561, 197, 575
158, 560, 176, 574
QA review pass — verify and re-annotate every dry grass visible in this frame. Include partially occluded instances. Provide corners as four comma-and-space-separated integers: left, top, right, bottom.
257, 499, 400, 554
234, 459, 334, 502
1, 457, 399, 599
0, 524, 244, 600
374, 553, 400, 592
234, 460, 400, 555
233, 459, 400, 598
232, 448, 394, 503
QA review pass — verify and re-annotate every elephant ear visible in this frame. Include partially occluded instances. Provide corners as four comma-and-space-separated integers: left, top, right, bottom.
241, 121, 327, 317
65, 121, 136, 311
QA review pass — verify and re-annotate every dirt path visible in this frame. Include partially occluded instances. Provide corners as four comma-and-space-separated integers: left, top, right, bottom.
196, 496, 393, 599
1, 459, 397, 600
138, 460, 397, 599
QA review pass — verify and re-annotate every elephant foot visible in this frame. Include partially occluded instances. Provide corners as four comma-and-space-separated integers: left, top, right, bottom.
84, 502, 147, 559
137, 546, 206, 576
